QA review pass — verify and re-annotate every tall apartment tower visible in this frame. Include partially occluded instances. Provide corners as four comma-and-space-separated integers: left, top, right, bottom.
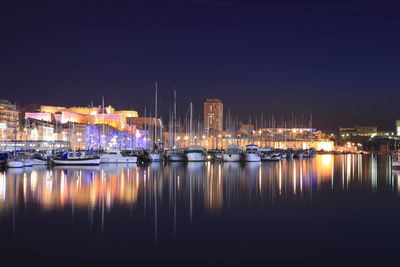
204, 99, 223, 135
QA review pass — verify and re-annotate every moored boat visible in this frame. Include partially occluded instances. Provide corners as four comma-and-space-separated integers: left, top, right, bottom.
393, 160, 400, 169
100, 149, 137, 163
186, 146, 206, 162
223, 145, 243, 162
243, 144, 261, 162
7, 160, 24, 168
53, 151, 100, 165
148, 150, 163, 162
166, 149, 186, 162
261, 152, 281, 162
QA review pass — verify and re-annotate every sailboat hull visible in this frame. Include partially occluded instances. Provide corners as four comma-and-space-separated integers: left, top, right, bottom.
53, 158, 101, 165
7, 160, 24, 168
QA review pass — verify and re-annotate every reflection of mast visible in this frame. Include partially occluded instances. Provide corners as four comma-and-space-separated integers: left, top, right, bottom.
13, 175, 16, 236
174, 175, 177, 237
101, 169, 105, 232
154, 170, 158, 246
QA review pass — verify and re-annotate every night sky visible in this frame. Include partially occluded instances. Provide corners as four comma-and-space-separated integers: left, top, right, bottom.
1, 0, 400, 132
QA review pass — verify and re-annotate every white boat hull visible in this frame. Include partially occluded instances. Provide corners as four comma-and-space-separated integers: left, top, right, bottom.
7, 160, 24, 168
223, 153, 242, 162
149, 153, 163, 162
31, 159, 48, 165
23, 159, 33, 167
393, 160, 400, 169
53, 158, 101, 165
100, 156, 137, 163
168, 154, 186, 162
244, 153, 261, 162
187, 152, 205, 162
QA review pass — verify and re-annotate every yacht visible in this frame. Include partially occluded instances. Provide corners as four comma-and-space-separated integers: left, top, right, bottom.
393, 151, 400, 169
148, 150, 163, 162
286, 150, 294, 159
53, 151, 100, 165
243, 144, 261, 162
7, 152, 33, 168
7, 159, 24, 168
294, 150, 305, 159
100, 149, 137, 163
31, 153, 49, 165
393, 160, 400, 169
207, 149, 223, 161
223, 145, 243, 162
166, 149, 186, 162
261, 152, 281, 162
186, 146, 206, 162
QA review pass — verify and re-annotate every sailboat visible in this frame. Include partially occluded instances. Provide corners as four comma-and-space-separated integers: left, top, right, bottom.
53, 151, 100, 165
186, 103, 206, 161
149, 82, 164, 162
7, 125, 29, 168
167, 91, 186, 162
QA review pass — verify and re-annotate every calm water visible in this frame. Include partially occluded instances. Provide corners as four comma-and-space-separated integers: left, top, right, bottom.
0, 154, 399, 266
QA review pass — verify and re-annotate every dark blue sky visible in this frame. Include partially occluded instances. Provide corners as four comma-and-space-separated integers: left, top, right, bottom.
1, 0, 399, 131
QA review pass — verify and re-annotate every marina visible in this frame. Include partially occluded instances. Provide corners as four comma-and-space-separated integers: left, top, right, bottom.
1, 1, 400, 265
0, 154, 400, 265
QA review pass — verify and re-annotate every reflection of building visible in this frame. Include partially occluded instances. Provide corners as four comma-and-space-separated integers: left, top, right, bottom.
0, 99, 19, 140
204, 99, 223, 134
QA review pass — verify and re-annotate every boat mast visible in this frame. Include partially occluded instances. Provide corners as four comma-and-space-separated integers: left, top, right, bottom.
154, 82, 158, 149
174, 90, 177, 148
102, 96, 105, 150
189, 102, 193, 147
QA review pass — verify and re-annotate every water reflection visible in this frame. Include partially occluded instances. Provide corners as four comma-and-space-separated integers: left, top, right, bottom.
0, 155, 398, 217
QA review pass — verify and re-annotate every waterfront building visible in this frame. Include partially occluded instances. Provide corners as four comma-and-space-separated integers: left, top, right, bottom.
0, 99, 19, 141
340, 125, 395, 138
204, 99, 223, 134
339, 126, 378, 137
396, 120, 400, 136
16, 103, 149, 150
24, 118, 55, 141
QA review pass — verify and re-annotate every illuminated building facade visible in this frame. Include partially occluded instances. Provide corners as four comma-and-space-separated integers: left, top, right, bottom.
0, 99, 19, 140
397, 120, 400, 136
340, 125, 395, 138
204, 99, 223, 134
24, 118, 55, 141
18, 104, 149, 149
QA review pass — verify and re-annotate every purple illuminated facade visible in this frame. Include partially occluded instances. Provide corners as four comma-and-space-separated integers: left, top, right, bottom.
85, 124, 149, 149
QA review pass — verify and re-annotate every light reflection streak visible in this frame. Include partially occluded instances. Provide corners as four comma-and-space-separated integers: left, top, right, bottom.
0, 155, 395, 218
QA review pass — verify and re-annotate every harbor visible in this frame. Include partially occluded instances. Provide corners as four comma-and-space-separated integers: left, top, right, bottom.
2, 1, 400, 265
1, 154, 400, 265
